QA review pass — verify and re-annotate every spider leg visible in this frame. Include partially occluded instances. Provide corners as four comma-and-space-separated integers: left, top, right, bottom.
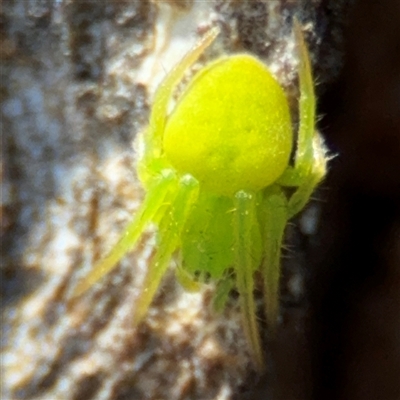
133, 175, 199, 324
143, 27, 220, 158
260, 187, 288, 329
278, 18, 328, 218
234, 190, 264, 371
72, 170, 176, 298
293, 17, 316, 178
287, 133, 327, 218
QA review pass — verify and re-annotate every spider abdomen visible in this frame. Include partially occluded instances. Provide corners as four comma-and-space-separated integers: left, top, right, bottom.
163, 54, 292, 196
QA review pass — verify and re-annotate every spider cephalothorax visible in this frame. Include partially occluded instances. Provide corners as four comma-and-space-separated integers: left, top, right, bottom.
73, 20, 327, 370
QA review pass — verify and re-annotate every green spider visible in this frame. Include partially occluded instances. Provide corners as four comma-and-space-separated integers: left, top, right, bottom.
73, 19, 327, 370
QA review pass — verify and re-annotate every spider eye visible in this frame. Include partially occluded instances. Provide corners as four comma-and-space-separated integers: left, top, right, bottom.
163, 54, 292, 196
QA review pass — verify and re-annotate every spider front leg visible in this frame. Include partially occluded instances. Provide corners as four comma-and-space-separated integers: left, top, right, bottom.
279, 18, 328, 218
138, 26, 220, 181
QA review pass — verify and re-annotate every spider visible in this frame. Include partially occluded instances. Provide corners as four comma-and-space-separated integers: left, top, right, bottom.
73, 19, 327, 370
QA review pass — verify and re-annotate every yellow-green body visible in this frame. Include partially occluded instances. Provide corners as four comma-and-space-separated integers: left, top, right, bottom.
164, 54, 292, 196
73, 20, 328, 371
